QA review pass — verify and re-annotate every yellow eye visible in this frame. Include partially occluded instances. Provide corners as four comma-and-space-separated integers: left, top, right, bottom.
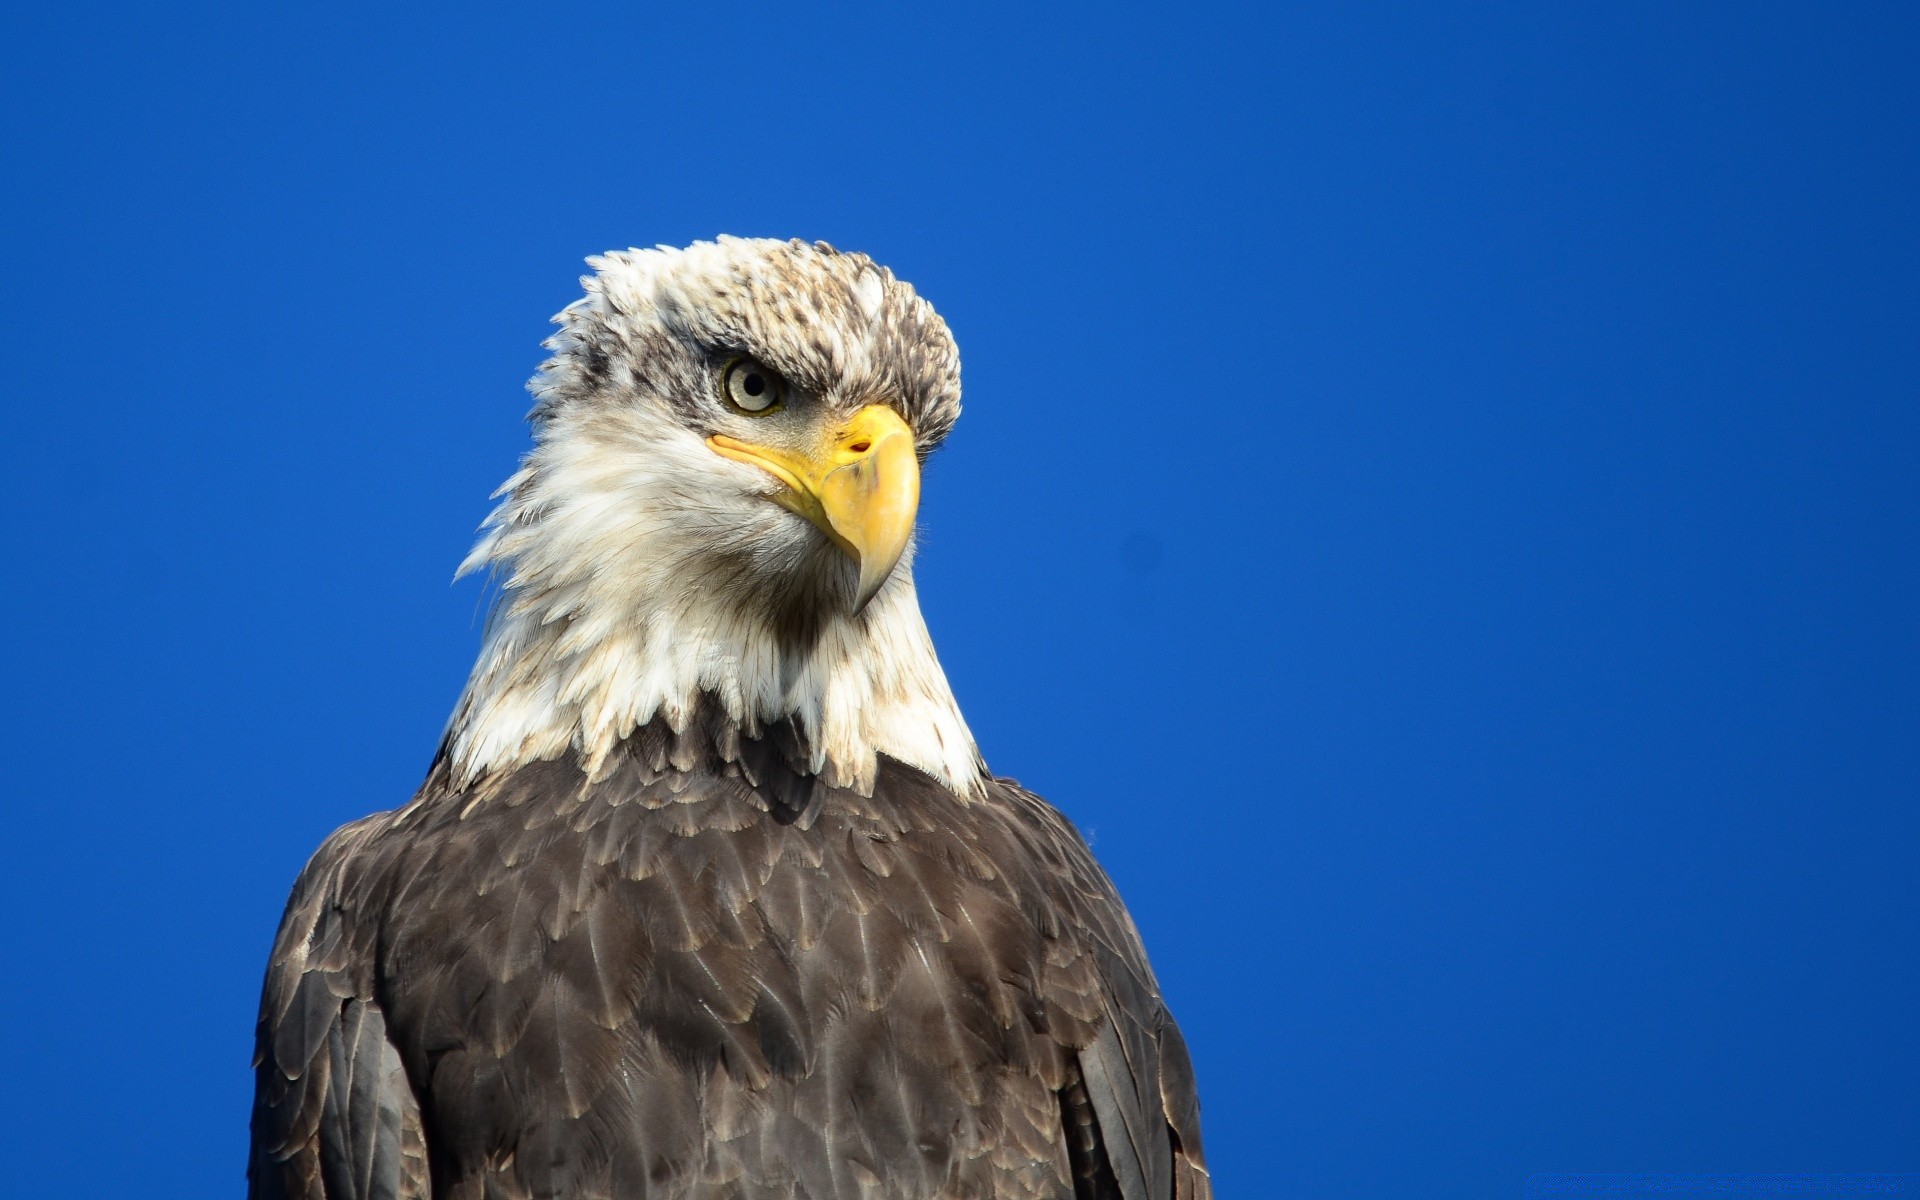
721, 358, 785, 415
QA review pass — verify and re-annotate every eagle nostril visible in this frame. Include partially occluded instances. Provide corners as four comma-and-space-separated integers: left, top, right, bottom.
848, 440, 872, 454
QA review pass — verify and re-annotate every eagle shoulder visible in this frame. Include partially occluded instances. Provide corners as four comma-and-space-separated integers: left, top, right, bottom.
249, 811, 429, 1200
984, 777, 1212, 1200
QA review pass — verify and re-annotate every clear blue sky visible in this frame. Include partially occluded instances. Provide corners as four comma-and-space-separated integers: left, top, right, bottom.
2, 3, 1915, 1197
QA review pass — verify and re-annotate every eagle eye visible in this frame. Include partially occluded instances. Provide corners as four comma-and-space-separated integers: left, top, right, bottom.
721, 357, 785, 415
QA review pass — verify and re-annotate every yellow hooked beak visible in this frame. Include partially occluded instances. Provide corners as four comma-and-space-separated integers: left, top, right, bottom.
707, 404, 919, 612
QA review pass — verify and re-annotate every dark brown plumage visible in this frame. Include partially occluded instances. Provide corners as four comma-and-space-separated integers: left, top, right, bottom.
249, 714, 1209, 1200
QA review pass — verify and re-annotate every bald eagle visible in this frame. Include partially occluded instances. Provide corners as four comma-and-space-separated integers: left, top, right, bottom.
248, 238, 1211, 1200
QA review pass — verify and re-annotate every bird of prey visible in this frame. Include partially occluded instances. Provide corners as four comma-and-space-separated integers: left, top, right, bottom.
249, 237, 1211, 1200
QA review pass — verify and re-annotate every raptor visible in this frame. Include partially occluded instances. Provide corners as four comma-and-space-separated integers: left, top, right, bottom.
249, 237, 1210, 1200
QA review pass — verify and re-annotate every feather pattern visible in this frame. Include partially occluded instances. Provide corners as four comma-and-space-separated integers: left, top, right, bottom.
249, 721, 1209, 1199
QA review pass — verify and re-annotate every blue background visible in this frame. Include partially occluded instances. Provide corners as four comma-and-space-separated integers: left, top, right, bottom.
2, 3, 1915, 1196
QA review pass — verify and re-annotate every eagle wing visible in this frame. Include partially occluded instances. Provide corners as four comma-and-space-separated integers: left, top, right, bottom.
249, 816, 430, 1200
994, 781, 1213, 1200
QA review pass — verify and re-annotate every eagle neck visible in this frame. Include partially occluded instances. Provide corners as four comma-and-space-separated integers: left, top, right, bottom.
442, 570, 985, 798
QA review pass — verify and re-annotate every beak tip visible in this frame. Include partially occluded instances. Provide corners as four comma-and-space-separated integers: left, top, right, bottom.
851, 564, 889, 615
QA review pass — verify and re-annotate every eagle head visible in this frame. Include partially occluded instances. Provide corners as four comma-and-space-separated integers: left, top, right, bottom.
445, 238, 982, 796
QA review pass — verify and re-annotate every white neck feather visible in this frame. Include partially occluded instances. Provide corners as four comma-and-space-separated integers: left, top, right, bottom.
443, 481, 985, 798
445, 578, 983, 795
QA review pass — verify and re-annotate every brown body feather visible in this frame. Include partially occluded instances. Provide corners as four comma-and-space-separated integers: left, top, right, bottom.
250, 714, 1209, 1200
